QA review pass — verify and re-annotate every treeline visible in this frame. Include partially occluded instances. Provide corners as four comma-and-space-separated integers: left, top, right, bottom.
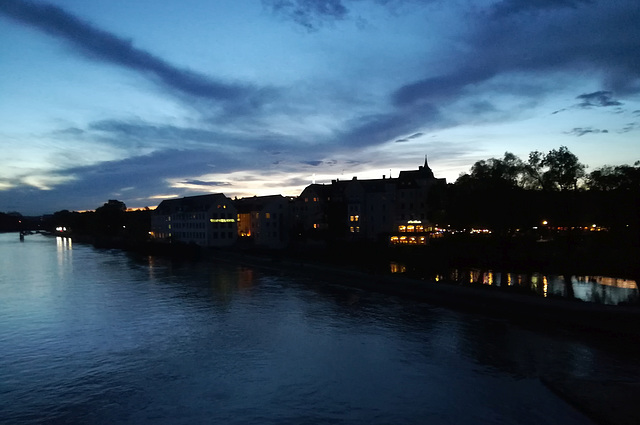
0, 212, 25, 232
445, 146, 640, 237
48, 200, 151, 246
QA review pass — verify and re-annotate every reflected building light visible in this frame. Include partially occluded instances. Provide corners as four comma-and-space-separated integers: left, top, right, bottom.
543, 276, 548, 298
595, 276, 638, 289
389, 262, 406, 273
531, 274, 539, 292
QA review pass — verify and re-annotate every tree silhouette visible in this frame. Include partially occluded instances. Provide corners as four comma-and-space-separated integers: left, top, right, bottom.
524, 146, 585, 191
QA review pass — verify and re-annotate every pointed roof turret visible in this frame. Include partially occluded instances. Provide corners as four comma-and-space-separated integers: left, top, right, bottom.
422, 155, 435, 178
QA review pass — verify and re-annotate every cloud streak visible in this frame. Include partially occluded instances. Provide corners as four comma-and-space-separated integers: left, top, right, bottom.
576, 91, 623, 108
0, 0, 258, 103
566, 127, 608, 136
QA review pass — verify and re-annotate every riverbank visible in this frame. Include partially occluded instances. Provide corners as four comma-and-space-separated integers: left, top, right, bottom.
540, 376, 640, 425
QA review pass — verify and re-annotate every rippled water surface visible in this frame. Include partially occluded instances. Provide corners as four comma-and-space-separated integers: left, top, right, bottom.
1, 233, 636, 424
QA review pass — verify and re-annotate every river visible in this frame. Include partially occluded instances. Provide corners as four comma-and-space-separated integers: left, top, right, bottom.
1, 233, 637, 424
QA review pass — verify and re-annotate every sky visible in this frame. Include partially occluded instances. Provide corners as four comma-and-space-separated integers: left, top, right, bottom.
1, 0, 639, 215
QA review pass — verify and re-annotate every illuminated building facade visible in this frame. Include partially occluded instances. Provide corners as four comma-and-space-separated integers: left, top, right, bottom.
389, 157, 446, 245
151, 193, 238, 247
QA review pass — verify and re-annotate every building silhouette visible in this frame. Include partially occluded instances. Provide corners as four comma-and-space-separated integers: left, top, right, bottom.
151, 158, 446, 248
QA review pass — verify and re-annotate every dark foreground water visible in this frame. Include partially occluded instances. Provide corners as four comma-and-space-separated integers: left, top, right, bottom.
1, 234, 637, 424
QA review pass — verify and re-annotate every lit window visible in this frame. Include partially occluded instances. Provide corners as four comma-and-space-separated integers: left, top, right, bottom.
398, 225, 406, 232
350, 226, 355, 233
266, 213, 271, 219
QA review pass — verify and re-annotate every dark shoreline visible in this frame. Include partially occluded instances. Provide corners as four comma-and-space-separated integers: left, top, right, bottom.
63, 233, 640, 337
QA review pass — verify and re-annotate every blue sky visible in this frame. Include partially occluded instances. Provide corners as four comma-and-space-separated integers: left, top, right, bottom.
1, 0, 639, 215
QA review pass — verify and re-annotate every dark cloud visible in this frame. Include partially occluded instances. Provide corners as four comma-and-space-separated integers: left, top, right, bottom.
339, 103, 442, 148
566, 127, 608, 136
301, 160, 324, 166
89, 120, 225, 146
393, 68, 493, 106
179, 180, 232, 187
263, 0, 349, 30
263, 0, 441, 30
52, 127, 85, 136
619, 123, 638, 133
85, 119, 306, 156
0, 148, 249, 214
394, 132, 423, 143
576, 91, 623, 108
492, 0, 594, 16
0, 0, 260, 104
394, 0, 640, 108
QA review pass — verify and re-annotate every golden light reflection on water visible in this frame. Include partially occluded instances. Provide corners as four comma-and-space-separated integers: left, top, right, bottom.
443, 267, 637, 302
390, 262, 407, 273
589, 276, 637, 289
387, 262, 637, 304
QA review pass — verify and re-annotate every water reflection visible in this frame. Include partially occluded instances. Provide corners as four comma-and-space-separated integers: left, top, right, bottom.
427, 267, 638, 305
56, 236, 73, 274
1, 233, 636, 424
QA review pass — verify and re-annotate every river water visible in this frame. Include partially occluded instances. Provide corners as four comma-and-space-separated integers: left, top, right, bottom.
1, 233, 636, 424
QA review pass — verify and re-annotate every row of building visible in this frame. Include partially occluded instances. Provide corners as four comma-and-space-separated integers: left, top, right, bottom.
150, 157, 447, 249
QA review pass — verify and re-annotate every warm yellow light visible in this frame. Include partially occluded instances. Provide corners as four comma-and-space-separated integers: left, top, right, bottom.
542, 220, 548, 225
